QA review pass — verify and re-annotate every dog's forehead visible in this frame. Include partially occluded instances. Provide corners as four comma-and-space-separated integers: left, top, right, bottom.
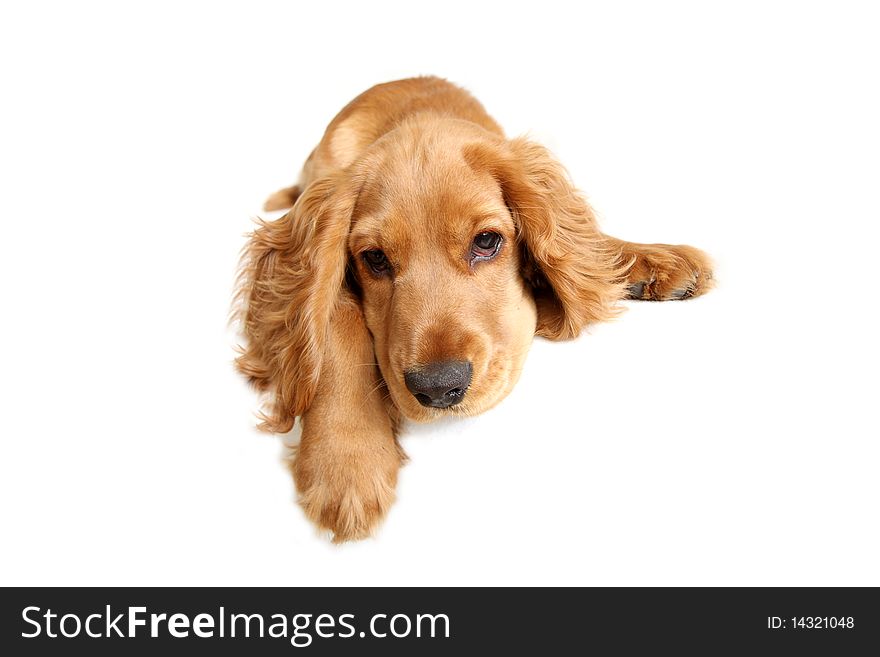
350, 154, 509, 253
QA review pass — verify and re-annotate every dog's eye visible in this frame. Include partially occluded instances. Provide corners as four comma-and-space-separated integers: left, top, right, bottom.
362, 249, 390, 274
471, 231, 502, 262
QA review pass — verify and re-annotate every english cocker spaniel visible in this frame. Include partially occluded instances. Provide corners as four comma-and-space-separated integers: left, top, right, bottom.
235, 77, 713, 541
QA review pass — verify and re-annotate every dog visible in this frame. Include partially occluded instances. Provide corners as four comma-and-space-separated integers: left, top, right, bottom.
235, 76, 713, 541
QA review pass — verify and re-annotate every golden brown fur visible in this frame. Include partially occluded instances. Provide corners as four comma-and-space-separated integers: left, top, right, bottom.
235, 77, 713, 541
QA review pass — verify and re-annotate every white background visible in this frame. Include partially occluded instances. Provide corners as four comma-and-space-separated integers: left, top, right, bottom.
1, 1, 878, 586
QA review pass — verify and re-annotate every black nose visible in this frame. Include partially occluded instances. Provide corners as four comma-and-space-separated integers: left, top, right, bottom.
404, 361, 472, 408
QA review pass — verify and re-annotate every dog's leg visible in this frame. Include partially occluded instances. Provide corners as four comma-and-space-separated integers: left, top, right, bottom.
605, 237, 714, 300
291, 293, 404, 542
263, 148, 323, 212
263, 185, 302, 212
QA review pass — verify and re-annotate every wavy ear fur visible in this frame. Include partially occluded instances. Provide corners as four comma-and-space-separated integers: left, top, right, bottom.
235, 173, 356, 432
468, 137, 627, 340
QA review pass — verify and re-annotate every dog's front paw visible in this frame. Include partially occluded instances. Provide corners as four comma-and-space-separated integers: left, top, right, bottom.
291, 438, 403, 542
625, 244, 714, 301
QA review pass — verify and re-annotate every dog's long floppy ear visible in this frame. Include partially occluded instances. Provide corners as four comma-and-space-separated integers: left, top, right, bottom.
467, 137, 627, 340
235, 173, 357, 432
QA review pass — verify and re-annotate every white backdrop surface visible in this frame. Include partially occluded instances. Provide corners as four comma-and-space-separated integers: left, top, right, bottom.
1, 1, 877, 585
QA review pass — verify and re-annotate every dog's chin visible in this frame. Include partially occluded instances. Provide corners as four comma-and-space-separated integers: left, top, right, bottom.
387, 385, 509, 423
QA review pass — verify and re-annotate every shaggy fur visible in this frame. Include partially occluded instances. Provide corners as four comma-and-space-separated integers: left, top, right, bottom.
235, 77, 713, 541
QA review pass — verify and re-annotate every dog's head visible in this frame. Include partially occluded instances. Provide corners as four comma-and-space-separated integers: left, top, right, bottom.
238, 118, 623, 429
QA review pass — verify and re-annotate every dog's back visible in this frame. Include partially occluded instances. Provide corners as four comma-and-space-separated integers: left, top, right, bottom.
264, 77, 503, 211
